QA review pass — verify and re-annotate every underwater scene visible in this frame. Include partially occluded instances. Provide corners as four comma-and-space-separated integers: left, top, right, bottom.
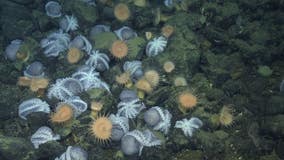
0, 0, 283, 159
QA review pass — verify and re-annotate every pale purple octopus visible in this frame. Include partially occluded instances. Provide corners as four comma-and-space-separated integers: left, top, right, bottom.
121, 129, 161, 156
69, 35, 92, 54
31, 126, 60, 149
24, 61, 45, 78
89, 24, 110, 37
4, 39, 22, 61
109, 114, 129, 141
55, 146, 88, 160
144, 106, 172, 134
47, 78, 83, 100
18, 98, 50, 120
123, 61, 144, 80
60, 96, 88, 117
40, 30, 70, 57
114, 26, 137, 41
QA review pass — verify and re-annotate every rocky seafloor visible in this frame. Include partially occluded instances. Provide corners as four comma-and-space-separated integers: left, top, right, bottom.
0, 0, 284, 160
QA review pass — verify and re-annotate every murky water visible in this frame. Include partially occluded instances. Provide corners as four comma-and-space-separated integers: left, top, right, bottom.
0, 0, 283, 160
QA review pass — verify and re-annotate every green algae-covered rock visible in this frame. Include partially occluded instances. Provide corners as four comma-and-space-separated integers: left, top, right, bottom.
250, 28, 271, 45
257, 65, 273, 77
202, 2, 239, 21
206, 88, 224, 101
159, 29, 201, 77
168, 12, 204, 29
127, 36, 146, 60
195, 130, 225, 152
87, 88, 109, 100
145, 86, 173, 106
0, 135, 36, 160
174, 150, 203, 160
202, 52, 245, 84
192, 107, 212, 120
13, 37, 39, 70
220, 2, 239, 19
63, 0, 98, 24
229, 39, 266, 59
87, 87, 115, 111
18, 37, 39, 59
91, 32, 117, 50
52, 120, 80, 138
171, 129, 189, 146
133, 7, 153, 29
191, 73, 212, 92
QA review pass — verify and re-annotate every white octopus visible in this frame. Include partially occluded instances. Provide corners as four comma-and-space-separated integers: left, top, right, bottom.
123, 60, 142, 76
60, 15, 79, 32
72, 66, 110, 92
146, 36, 167, 57
174, 117, 203, 137
125, 129, 161, 156
31, 126, 60, 149
109, 114, 129, 134
18, 98, 50, 120
85, 50, 110, 70
117, 98, 145, 119
47, 78, 83, 100
55, 146, 88, 160
151, 106, 172, 134
40, 30, 70, 57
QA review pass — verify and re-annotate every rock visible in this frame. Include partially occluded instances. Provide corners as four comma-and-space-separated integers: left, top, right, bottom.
127, 37, 146, 60
90, 32, 117, 50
